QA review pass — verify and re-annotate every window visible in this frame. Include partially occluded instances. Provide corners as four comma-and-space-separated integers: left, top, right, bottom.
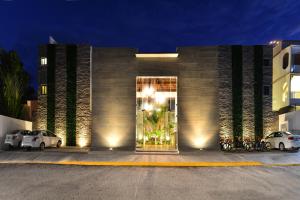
47, 131, 56, 137
291, 75, 300, 98
293, 53, 300, 65
263, 85, 270, 96
263, 59, 271, 66
21, 131, 30, 135
42, 131, 48, 136
41, 57, 47, 66
274, 132, 283, 137
41, 85, 47, 95
282, 53, 289, 69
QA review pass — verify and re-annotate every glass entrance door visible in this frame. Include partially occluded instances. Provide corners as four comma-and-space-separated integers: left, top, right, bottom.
136, 76, 177, 151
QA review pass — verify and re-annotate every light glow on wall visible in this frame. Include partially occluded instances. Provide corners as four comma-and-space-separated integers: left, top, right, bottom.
282, 81, 288, 102
56, 128, 66, 146
184, 103, 218, 149
189, 131, 214, 149
105, 133, 121, 148
76, 127, 91, 148
78, 138, 88, 148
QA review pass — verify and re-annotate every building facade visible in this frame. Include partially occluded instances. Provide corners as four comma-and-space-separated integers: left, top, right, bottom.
272, 41, 300, 133
34, 44, 277, 151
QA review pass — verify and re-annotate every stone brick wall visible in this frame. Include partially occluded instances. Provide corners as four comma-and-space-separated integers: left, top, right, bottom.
34, 44, 276, 149
218, 45, 276, 141
34, 46, 47, 130
263, 46, 278, 135
35, 96, 47, 130
242, 46, 255, 139
76, 45, 92, 147
55, 45, 67, 146
217, 46, 233, 139
34, 44, 92, 147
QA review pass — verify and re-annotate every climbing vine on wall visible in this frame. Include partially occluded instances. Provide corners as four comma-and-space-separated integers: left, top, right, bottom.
47, 45, 56, 133
254, 45, 263, 141
231, 45, 243, 145
66, 45, 77, 146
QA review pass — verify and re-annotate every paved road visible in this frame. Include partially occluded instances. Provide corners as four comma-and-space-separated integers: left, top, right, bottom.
0, 164, 300, 200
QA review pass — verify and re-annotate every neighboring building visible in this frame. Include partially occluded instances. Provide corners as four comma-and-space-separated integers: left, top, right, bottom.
34, 44, 277, 151
23, 100, 38, 121
272, 40, 300, 133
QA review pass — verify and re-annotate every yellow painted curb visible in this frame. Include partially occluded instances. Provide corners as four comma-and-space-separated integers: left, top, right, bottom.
264, 163, 300, 167
0, 161, 263, 167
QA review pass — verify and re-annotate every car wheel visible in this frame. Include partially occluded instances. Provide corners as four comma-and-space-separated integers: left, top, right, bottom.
57, 140, 62, 148
8, 144, 13, 150
279, 142, 285, 151
26, 147, 31, 151
265, 142, 271, 151
40, 142, 45, 151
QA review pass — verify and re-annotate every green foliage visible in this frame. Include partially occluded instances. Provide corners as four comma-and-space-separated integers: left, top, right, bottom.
231, 45, 243, 144
66, 45, 77, 146
0, 50, 29, 118
254, 45, 263, 141
47, 45, 56, 133
143, 105, 174, 145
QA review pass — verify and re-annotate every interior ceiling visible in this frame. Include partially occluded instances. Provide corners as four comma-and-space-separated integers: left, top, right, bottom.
136, 77, 177, 92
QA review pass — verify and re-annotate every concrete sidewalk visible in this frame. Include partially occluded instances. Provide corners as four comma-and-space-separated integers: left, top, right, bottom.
0, 149, 300, 167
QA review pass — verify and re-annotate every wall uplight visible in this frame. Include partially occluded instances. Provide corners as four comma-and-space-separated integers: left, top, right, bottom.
155, 92, 166, 104
166, 135, 170, 141
142, 86, 155, 97
143, 103, 153, 111
78, 137, 88, 148
105, 134, 121, 149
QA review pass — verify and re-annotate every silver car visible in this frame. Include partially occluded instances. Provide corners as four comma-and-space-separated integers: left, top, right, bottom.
21, 130, 62, 151
4, 130, 31, 149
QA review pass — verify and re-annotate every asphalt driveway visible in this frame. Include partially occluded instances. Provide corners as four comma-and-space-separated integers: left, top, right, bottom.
0, 164, 300, 200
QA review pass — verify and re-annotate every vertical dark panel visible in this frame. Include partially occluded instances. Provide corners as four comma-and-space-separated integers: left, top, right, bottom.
254, 45, 263, 141
66, 45, 77, 146
231, 45, 243, 145
47, 45, 56, 133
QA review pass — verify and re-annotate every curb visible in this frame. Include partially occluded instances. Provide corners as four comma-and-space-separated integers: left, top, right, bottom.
1, 161, 300, 167
0, 161, 263, 167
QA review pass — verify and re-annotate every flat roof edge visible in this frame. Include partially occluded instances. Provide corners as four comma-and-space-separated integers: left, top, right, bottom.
135, 53, 179, 58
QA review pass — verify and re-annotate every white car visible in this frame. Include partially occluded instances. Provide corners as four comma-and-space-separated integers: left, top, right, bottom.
261, 131, 300, 151
4, 130, 31, 149
21, 130, 62, 150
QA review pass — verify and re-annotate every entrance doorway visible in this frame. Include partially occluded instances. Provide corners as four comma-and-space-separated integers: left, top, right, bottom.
136, 76, 178, 151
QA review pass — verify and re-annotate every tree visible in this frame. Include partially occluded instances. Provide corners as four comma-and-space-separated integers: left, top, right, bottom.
0, 49, 30, 118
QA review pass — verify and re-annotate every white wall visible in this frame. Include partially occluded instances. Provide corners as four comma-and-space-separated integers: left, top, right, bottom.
279, 111, 300, 134
0, 115, 32, 149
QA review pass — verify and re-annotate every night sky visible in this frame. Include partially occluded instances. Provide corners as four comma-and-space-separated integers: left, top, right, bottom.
1, 0, 300, 88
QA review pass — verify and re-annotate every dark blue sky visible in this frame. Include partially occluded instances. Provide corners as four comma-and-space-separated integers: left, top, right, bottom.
1, 0, 300, 87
